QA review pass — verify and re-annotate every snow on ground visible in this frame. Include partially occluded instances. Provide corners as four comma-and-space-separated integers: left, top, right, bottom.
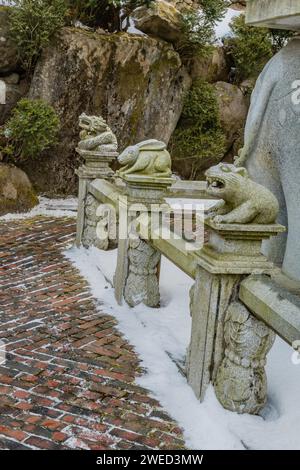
0, 197, 77, 221
66, 246, 300, 450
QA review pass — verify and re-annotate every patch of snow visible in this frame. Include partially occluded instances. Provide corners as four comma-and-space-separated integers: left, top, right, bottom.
0, 196, 77, 221
66, 245, 300, 450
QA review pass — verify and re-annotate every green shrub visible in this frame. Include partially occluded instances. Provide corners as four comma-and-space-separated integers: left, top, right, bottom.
9, 0, 67, 72
169, 79, 226, 180
1, 99, 60, 162
226, 14, 293, 83
177, 0, 229, 59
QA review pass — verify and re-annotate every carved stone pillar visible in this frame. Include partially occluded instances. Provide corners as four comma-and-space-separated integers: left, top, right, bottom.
81, 194, 117, 250
186, 218, 285, 407
114, 172, 173, 308
124, 235, 161, 307
214, 301, 276, 414
75, 115, 118, 248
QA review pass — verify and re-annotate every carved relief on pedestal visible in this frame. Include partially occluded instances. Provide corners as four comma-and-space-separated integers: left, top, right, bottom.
124, 235, 161, 308
82, 194, 117, 250
214, 301, 276, 414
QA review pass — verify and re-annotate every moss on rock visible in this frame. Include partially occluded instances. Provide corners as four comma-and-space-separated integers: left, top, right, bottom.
0, 163, 38, 216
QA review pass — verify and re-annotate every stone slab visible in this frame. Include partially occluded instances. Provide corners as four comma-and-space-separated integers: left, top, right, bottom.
246, 0, 300, 30
240, 274, 300, 346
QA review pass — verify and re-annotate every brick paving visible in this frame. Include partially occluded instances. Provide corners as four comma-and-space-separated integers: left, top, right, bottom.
0, 216, 185, 450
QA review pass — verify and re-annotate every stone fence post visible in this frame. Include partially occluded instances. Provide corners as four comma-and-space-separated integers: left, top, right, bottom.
186, 219, 285, 413
114, 174, 173, 307
75, 115, 118, 249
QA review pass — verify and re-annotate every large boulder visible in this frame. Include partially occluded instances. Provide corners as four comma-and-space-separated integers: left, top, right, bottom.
0, 6, 19, 74
27, 27, 191, 194
0, 163, 38, 216
0, 74, 29, 125
133, 0, 183, 43
213, 81, 249, 152
190, 47, 229, 83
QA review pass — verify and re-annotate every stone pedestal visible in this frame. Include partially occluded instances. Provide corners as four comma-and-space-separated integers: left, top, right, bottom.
186, 218, 285, 411
75, 148, 118, 248
114, 174, 174, 307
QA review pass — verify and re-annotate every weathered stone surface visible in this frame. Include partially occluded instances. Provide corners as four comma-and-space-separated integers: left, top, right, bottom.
75, 113, 118, 248
213, 81, 248, 152
186, 267, 240, 401
133, 0, 183, 43
0, 6, 18, 74
240, 274, 300, 346
235, 37, 300, 281
205, 163, 279, 224
124, 236, 161, 308
246, 0, 300, 30
0, 163, 38, 215
118, 139, 172, 177
215, 300, 276, 415
27, 27, 190, 195
77, 114, 118, 153
0, 75, 29, 125
173, 0, 199, 11
190, 47, 229, 83
187, 217, 282, 405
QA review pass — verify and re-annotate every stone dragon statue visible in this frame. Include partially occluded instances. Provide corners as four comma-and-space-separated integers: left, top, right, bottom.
77, 113, 118, 153
205, 163, 279, 224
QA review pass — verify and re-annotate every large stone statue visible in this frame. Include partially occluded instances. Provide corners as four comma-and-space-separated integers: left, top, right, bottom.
235, 36, 300, 281
205, 163, 279, 224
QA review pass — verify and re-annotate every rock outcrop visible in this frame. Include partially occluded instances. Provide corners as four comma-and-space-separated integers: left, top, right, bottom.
0, 163, 38, 216
0, 7, 18, 74
191, 47, 229, 83
26, 27, 190, 194
133, 0, 183, 43
213, 81, 248, 152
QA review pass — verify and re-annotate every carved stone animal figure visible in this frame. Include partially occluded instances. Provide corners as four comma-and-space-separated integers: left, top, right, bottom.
205, 163, 279, 224
234, 37, 300, 281
78, 113, 118, 152
215, 301, 275, 414
118, 139, 172, 177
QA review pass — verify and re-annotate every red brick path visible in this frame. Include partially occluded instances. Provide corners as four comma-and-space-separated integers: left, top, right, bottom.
0, 216, 185, 450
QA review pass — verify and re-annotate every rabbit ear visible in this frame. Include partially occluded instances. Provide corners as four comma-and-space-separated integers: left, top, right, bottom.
136, 139, 166, 151
235, 167, 249, 178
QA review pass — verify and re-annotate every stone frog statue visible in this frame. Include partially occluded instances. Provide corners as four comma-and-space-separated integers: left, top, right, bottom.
117, 139, 172, 177
205, 163, 279, 225
234, 37, 300, 280
77, 113, 118, 153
